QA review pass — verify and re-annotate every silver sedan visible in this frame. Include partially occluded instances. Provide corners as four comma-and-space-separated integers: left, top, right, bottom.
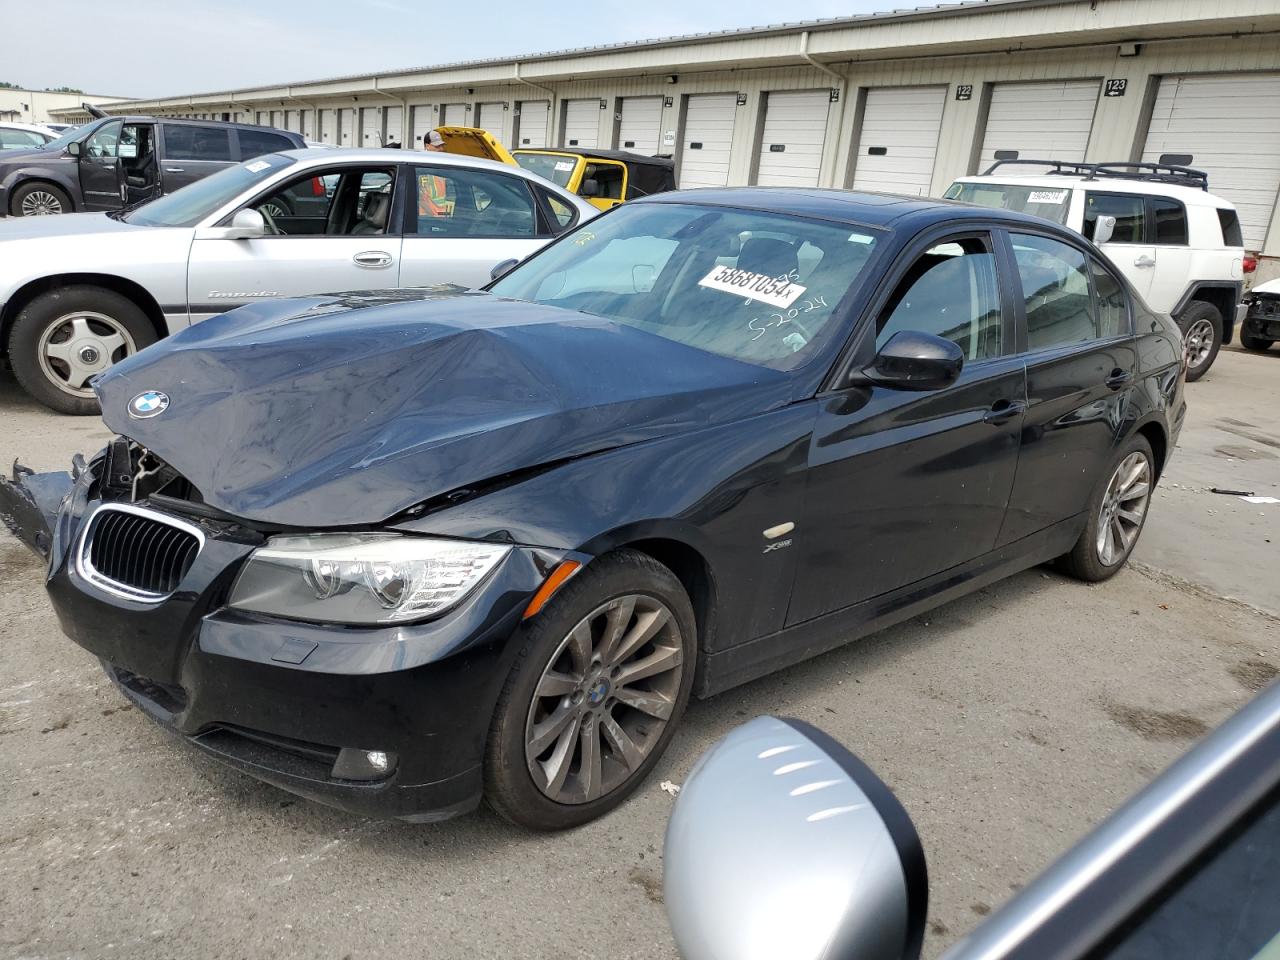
0, 148, 596, 414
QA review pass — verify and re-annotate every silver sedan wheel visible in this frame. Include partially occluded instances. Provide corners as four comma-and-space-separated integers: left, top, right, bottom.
524, 594, 684, 805
20, 189, 64, 216
1096, 451, 1152, 566
36, 312, 137, 399
1184, 318, 1215, 371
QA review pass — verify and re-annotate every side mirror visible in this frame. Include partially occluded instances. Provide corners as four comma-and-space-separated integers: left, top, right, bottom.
579, 178, 601, 198
67, 141, 81, 157
490, 257, 520, 282
1092, 214, 1117, 245
862, 331, 964, 392
665, 716, 927, 960
222, 208, 267, 240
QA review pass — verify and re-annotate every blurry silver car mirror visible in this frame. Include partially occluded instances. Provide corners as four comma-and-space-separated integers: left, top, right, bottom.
490, 257, 520, 282
200, 207, 267, 241
663, 715, 927, 960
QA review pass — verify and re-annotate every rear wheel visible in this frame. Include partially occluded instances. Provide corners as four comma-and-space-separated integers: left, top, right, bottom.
1240, 328, 1275, 352
8, 286, 157, 415
1058, 434, 1155, 582
1177, 301, 1222, 382
484, 549, 696, 830
10, 181, 72, 216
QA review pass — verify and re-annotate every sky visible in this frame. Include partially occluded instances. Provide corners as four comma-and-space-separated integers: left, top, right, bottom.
0, 0, 903, 99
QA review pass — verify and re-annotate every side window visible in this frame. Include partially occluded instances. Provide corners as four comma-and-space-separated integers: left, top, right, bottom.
0, 128, 48, 150
238, 130, 295, 160
877, 236, 1004, 361
1011, 233, 1098, 351
538, 187, 578, 233
413, 166, 537, 238
1217, 208, 1244, 247
584, 162, 625, 201
1091, 259, 1130, 339
1084, 193, 1145, 243
83, 120, 122, 158
162, 125, 232, 162
1150, 197, 1188, 245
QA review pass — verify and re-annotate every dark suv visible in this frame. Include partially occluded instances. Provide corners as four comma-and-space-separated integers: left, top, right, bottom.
0, 116, 306, 217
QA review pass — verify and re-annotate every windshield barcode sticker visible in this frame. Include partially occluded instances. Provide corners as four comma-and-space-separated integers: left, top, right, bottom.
554, 161, 575, 172
244, 160, 272, 173
1028, 190, 1068, 204
698, 266, 806, 308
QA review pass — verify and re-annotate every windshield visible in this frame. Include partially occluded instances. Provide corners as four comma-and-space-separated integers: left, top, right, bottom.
40, 118, 105, 153
514, 152, 576, 188
489, 201, 880, 371
945, 181, 1072, 225
124, 154, 298, 227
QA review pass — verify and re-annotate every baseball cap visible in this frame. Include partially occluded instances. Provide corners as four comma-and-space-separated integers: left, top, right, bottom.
425, 130, 445, 148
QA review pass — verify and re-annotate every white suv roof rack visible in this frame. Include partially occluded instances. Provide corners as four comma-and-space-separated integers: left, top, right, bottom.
980, 158, 1210, 191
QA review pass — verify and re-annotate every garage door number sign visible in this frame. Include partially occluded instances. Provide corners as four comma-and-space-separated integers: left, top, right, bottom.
699, 266, 806, 308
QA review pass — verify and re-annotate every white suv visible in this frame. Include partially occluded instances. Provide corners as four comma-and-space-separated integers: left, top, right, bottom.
946, 161, 1248, 380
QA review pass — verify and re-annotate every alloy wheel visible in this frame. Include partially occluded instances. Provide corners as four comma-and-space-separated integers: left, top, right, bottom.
1184, 318, 1215, 371
36, 312, 137, 399
1096, 451, 1152, 566
20, 190, 64, 215
524, 594, 684, 805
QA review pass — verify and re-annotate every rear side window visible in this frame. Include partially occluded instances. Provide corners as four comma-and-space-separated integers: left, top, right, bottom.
414, 166, 537, 238
536, 187, 577, 233
1085, 193, 1145, 244
1091, 259, 1130, 338
1011, 233, 1097, 351
163, 125, 232, 162
1150, 197, 1188, 245
1217, 208, 1244, 247
238, 129, 296, 160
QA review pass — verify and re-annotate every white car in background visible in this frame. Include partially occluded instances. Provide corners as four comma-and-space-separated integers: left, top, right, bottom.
0, 148, 594, 413
0, 121, 58, 151
946, 160, 1249, 381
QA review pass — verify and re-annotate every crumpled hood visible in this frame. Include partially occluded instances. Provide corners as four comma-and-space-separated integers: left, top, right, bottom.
95, 290, 792, 528
1252, 277, 1280, 297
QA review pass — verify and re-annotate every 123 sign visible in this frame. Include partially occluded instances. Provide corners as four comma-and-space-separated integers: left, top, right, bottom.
1105, 79, 1128, 97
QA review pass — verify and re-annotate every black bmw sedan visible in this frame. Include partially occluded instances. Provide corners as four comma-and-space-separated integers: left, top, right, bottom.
0, 188, 1186, 830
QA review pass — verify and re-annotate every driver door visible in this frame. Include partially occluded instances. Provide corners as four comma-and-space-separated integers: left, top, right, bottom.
78, 119, 125, 210
185, 165, 403, 322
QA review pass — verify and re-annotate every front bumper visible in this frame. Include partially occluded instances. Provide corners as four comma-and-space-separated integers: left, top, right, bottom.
1243, 298, 1280, 341
3, 462, 569, 822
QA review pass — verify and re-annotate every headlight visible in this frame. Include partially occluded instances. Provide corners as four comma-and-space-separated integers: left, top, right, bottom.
228, 533, 509, 625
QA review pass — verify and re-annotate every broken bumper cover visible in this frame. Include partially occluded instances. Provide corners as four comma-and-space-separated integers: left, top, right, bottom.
0, 460, 72, 557
1244, 297, 1280, 341
14, 463, 568, 822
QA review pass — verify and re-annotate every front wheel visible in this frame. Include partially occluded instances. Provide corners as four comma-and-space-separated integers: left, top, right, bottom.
11, 181, 72, 216
1240, 328, 1275, 352
1058, 434, 1155, 582
8, 286, 157, 415
1178, 301, 1222, 382
484, 549, 696, 830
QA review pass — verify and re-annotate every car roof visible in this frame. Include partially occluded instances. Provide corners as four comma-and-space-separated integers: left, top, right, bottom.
953, 173, 1231, 207
277, 146, 550, 174
92, 115, 300, 134
639, 186, 1052, 231
0, 121, 56, 133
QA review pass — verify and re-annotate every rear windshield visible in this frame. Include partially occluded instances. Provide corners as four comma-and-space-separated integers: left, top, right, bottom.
1217, 208, 1244, 248
945, 181, 1072, 226
123, 154, 297, 227
514, 152, 576, 188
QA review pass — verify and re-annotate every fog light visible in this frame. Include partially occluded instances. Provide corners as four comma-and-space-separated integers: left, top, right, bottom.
331, 747, 399, 781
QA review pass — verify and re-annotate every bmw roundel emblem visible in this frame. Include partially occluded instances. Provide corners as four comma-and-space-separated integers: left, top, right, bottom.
128, 390, 170, 419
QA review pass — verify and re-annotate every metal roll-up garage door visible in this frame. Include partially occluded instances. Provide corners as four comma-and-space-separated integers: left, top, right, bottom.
755, 90, 831, 187
680, 94, 737, 189
476, 103, 504, 137
284, 110, 298, 133
516, 101, 549, 147
384, 106, 403, 145
978, 79, 1101, 171
850, 86, 947, 196
563, 99, 600, 148
269, 110, 282, 129
1142, 73, 1280, 251
617, 96, 663, 153
360, 107, 382, 146
319, 109, 337, 144
440, 103, 467, 126
339, 108, 356, 145
411, 106, 433, 147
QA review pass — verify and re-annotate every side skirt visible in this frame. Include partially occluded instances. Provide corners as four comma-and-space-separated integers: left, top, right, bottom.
695, 514, 1084, 698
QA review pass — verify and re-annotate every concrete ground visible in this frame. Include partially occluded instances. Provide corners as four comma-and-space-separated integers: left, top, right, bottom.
1, 346, 1277, 960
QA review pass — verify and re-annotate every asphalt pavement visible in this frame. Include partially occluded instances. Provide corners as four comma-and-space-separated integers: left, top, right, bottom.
1, 346, 1277, 960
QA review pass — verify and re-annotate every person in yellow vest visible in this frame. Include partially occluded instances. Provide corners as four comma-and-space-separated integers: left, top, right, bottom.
419, 130, 453, 217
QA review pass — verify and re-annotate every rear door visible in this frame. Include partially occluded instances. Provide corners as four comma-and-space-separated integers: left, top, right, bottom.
789, 228, 1025, 625
185, 164, 403, 321
1084, 190, 1156, 302
400, 163, 548, 289
159, 123, 235, 193
78, 119, 124, 210
996, 231, 1138, 545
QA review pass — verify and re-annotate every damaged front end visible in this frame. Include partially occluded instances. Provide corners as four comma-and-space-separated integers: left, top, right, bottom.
1, 458, 81, 560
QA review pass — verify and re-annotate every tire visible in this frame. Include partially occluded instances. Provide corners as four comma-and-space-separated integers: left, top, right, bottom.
1058, 434, 1155, 583
1177, 301, 1222, 382
1239, 328, 1275, 352
8, 286, 157, 415
10, 181, 72, 217
484, 549, 697, 831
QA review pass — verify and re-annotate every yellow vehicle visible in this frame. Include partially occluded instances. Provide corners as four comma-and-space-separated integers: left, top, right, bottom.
436, 126, 676, 211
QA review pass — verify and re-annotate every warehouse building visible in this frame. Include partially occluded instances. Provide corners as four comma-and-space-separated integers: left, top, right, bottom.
0, 87, 131, 125
67, 0, 1280, 275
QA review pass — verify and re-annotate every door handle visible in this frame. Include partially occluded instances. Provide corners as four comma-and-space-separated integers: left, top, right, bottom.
983, 399, 1026, 425
1105, 368, 1134, 390
164, 167, 185, 173
1133, 255, 1156, 268
353, 251, 394, 268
